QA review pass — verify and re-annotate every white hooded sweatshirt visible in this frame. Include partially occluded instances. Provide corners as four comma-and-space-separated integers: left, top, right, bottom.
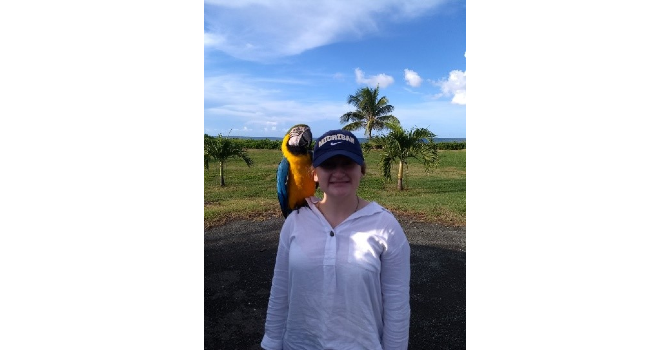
261, 197, 410, 350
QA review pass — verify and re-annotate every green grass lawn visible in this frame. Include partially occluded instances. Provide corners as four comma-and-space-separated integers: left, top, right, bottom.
204, 149, 465, 228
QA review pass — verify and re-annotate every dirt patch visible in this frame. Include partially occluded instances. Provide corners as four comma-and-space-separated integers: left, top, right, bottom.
205, 217, 465, 350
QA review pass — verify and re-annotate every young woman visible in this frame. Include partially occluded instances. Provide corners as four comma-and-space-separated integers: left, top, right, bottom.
261, 129, 411, 350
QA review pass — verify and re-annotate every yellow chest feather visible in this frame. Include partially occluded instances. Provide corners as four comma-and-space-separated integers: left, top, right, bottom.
282, 140, 316, 208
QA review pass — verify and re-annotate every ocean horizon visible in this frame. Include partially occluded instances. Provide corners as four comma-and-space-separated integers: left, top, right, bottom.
224, 136, 466, 143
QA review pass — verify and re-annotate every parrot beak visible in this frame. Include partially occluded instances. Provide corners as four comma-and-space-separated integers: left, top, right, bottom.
299, 129, 312, 148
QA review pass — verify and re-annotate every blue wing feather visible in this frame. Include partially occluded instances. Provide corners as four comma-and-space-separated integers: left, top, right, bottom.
276, 157, 290, 218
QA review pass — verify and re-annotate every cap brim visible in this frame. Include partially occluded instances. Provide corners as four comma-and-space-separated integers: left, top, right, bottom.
313, 150, 364, 167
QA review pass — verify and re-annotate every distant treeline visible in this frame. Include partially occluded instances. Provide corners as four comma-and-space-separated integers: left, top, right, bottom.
204, 134, 465, 151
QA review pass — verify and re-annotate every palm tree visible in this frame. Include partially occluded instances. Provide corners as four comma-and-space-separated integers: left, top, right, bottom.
204, 134, 253, 186
377, 123, 439, 190
340, 85, 400, 139
204, 134, 215, 169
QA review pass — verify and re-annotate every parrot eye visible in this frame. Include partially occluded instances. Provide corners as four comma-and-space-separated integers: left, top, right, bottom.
288, 128, 302, 138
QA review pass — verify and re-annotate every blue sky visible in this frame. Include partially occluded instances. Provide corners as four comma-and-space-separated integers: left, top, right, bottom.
204, 0, 466, 139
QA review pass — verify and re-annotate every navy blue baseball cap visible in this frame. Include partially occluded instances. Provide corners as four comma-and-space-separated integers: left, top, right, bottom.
313, 129, 364, 167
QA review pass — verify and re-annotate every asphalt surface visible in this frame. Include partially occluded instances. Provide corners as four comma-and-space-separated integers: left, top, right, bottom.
204, 217, 465, 350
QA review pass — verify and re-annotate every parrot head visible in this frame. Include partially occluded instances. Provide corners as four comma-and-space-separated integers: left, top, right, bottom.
285, 124, 312, 155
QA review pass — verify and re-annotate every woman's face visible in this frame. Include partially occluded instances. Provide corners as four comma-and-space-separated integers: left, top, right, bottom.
313, 155, 363, 198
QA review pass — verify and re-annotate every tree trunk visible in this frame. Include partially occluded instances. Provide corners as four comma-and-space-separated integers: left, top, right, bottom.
219, 161, 225, 186
397, 160, 404, 190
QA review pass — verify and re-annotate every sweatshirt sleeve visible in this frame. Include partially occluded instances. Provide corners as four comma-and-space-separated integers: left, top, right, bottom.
380, 220, 411, 350
260, 220, 292, 350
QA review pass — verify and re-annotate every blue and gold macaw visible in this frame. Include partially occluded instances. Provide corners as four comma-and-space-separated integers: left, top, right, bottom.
277, 124, 317, 218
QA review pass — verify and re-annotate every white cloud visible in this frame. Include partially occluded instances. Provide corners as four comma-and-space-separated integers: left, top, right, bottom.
205, 32, 219, 46
204, 74, 352, 136
354, 68, 394, 88
204, 0, 450, 62
420, 52, 468, 104
404, 69, 423, 87
432, 70, 466, 105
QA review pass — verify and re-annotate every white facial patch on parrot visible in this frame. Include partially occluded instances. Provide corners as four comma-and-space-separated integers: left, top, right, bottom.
288, 126, 310, 147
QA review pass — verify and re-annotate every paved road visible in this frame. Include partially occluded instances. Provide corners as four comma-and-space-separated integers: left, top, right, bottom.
205, 217, 465, 350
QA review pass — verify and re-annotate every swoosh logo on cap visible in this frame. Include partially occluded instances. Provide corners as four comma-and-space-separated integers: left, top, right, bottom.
330, 141, 343, 146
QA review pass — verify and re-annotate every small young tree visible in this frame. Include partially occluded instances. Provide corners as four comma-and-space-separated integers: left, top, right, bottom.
377, 123, 439, 190
204, 134, 253, 186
